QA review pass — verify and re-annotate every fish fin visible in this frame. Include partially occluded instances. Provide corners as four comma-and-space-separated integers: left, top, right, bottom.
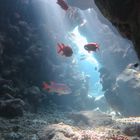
61, 43, 65, 48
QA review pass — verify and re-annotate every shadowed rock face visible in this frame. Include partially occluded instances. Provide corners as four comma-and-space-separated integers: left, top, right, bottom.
94, 0, 140, 59
100, 66, 140, 116
115, 68, 140, 116
92, 0, 140, 116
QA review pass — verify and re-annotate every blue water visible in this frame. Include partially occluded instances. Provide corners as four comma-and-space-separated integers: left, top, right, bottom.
69, 27, 103, 97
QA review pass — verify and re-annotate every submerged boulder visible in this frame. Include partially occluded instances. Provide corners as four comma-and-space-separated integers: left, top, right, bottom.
0, 98, 25, 118
115, 68, 140, 116
104, 67, 140, 116
40, 123, 79, 140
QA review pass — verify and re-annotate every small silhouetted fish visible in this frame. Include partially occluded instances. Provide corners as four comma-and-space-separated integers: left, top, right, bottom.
133, 63, 139, 68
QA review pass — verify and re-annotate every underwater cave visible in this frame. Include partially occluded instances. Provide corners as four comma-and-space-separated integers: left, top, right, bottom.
0, 0, 140, 139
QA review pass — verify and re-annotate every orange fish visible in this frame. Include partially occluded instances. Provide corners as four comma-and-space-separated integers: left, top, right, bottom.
57, 43, 73, 57
43, 82, 71, 95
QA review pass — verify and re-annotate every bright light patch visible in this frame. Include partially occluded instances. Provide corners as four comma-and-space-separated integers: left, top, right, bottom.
70, 27, 99, 66
87, 8, 91, 13
69, 26, 103, 97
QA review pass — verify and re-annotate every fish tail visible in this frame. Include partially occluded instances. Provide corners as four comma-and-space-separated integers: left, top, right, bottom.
96, 44, 100, 48
57, 43, 63, 53
43, 82, 50, 90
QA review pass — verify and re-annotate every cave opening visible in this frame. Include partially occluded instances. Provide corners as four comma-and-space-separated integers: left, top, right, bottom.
32, 0, 140, 114
1, 0, 140, 139
68, 26, 103, 97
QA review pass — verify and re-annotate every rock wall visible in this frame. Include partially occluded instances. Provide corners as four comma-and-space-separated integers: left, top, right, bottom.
94, 0, 140, 59
94, 0, 140, 116
67, 0, 140, 116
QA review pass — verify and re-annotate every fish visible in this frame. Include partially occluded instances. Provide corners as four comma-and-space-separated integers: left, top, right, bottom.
127, 63, 139, 69
43, 82, 72, 95
57, 43, 73, 57
84, 42, 100, 53
56, 0, 69, 11
133, 63, 139, 68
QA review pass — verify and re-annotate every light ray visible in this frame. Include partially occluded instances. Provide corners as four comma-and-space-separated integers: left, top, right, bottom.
70, 26, 99, 66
